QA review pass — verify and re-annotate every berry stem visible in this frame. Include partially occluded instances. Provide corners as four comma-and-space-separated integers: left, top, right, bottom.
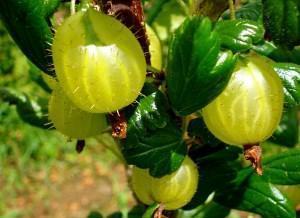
243, 144, 263, 175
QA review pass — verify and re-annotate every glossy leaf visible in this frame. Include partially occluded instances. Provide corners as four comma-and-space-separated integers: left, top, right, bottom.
167, 17, 236, 116
214, 19, 264, 52
253, 41, 300, 64
262, 149, 300, 185
263, 0, 300, 48
271, 107, 299, 147
0, 0, 60, 76
0, 87, 49, 129
122, 91, 187, 177
273, 63, 300, 108
215, 171, 296, 218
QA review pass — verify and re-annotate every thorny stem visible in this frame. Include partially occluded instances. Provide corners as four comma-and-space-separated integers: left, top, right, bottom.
243, 144, 263, 175
228, 0, 236, 20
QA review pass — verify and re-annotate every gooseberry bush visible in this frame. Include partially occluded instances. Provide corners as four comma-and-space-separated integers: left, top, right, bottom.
0, 0, 300, 217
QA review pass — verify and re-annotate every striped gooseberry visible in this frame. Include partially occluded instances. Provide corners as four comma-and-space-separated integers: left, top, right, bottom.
48, 85, 107, 139
52, 9, 146, 113
202, 52, 284, 174
131, 157, 199, 210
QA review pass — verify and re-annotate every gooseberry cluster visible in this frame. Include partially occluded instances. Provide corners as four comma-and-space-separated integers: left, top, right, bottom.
47, 6, 285, 212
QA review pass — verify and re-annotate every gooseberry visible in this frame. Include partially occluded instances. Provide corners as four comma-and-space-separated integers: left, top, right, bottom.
131, 157, 199, 210
52, 9, 146, 113
48, 85, 107, 139
202, 52, 284, 174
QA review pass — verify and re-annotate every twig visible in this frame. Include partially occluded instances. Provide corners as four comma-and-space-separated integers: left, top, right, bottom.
228, 0, 236, 20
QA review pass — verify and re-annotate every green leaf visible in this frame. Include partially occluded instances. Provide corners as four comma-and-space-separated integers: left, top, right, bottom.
253, 41, 300, 64
167, 17, 236, 116
214, 19, 264, 52
0, 0, 60, 76
142, 203, 159, 218
179, 201, 230, 218
122, 91, 187, 178
262, 149, 300, 185
184, 146, 242, 209
0, 87, 49, 129
270, 107, 299, 147
215, 171, 296, 218
263, 0, 300, 48
273, 63, 300, 108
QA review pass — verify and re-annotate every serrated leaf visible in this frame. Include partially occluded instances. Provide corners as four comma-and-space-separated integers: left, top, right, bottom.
263, 0, 300, 48
214, 19, 264, 52
0, 87, 49, 129
179, 201, 230, 218
215, 172, 296, 218
0, 0, 59, 75
122, 91, 187, 178
274, 63, 300, 108
262, 149, 300, 185
167, 17, 236, 116
270, 107, 299, 147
